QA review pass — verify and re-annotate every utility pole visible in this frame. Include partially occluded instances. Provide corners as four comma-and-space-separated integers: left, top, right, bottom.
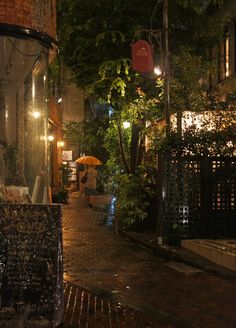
156, 0, 171, 246
163, 0, 170, 135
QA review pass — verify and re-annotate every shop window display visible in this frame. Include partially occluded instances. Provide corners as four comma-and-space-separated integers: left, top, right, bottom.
0, 36, 49, 203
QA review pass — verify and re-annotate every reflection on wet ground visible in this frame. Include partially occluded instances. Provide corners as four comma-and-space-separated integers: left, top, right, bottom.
62, 192, 236, 328
103, 196, 116, 227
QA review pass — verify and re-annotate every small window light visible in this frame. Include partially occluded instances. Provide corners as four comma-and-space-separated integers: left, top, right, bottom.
57, 98, 62, 103
57, 141, 65, 147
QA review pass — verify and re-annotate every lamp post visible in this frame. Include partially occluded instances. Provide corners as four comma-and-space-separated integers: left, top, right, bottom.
163, 0, 170, 136
156, 0, 170, 245
152, 0, 170, 135
132, 0, 170, 136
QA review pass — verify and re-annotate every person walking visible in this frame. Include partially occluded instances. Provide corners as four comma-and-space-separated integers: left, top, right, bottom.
83, 165, 98, 207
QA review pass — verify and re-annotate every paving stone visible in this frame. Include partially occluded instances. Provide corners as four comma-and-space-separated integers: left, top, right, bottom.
62, 192, 236, 328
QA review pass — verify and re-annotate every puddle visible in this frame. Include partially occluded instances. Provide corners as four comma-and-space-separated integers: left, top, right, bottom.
103, 197, 116, 226
165, 261, 202, 274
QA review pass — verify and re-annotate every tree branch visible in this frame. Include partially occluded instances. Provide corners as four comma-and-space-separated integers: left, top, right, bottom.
117, 122, 130, 173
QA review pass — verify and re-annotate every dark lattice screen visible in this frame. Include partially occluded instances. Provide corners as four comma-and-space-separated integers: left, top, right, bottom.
159, 157, 201, 236
212, 159, 236, 210
210, 159, 236, 236
158, 156, 236, 238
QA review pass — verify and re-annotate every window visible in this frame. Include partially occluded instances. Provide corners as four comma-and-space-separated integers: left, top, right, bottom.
218, 32, 230, 82
0, 36, 50, 203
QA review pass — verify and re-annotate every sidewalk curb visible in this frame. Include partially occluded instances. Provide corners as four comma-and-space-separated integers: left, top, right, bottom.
118, 229, 236, 281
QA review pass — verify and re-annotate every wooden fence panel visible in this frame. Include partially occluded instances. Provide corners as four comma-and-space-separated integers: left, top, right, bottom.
158, 156, 236, 238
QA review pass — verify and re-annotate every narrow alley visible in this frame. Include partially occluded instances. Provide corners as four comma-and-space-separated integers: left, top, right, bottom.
62, 192, 236, 328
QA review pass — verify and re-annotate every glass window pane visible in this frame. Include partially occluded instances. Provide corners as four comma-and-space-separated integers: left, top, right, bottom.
0, 36, 49, 203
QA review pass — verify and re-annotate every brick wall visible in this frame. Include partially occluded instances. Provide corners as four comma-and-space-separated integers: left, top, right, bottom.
0, 0, 56, 39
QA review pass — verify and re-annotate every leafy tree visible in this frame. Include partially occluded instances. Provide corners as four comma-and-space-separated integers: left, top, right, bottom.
63, 116, 110, 162
59, 0, 226, 132
159, 104, 236, 157
58, 0, 227, 230
59, 0, 224, 96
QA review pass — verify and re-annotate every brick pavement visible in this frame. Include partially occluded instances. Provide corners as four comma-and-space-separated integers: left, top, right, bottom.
62, 192, 236, 328
63, 281, 172, 328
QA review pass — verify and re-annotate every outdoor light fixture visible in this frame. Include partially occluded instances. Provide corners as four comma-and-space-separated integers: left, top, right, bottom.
48, 135, 54, 141
154, 66, 162, 76
57, 141, 65, 147
32, 111, 41, 119
123, 121, 131, 129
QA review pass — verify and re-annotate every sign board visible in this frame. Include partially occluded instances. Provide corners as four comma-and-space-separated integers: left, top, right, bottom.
0, 204, 64, 328
131, 40, 154, 73
62, 150, 72, 161
68, 162, 77, 182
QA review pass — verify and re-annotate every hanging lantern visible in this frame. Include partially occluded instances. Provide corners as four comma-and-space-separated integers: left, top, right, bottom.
131, 40, 154, 73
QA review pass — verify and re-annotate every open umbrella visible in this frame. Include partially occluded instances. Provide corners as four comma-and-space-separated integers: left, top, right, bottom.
76, 155, 102, 166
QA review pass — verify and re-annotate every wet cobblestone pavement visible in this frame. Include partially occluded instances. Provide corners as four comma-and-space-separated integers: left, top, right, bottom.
63, 282, 172, 328
62, 192, 236, 328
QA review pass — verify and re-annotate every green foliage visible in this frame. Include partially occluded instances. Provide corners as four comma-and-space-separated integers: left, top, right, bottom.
59, 163, 72, 189
49, 57, 61, 82
103, 86, 163, 174
104, 120, 127, 171
159, 110, 236, 157
115, 173, 149, 229
58, 0, 229, 231
58, 0, 226, 124
171, 47, 209, 112
111, 165, 158, 230
63, 117, 109, 161
104, 116, 161, 229
63, 121, 84, 145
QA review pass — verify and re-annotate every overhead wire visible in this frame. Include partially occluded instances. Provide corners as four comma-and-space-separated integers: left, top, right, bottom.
150, 0, 162, 32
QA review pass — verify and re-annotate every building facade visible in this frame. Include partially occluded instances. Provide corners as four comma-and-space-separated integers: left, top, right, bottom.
209, 0, 236, 97
0, 0, 58, 203
157, 0, 236, 240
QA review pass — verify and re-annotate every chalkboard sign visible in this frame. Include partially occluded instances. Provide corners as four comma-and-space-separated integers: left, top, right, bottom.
0, 204, 63, 328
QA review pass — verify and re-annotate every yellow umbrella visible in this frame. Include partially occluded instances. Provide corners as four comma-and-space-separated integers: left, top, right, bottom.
76, 155, 102, 166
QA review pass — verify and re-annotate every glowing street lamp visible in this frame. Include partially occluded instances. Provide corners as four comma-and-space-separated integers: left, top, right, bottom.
131, 0, 170, 135
123, 121, 131, 129
154, 66, 162, 76
48, 135, 54, 142
32, 111, 41, 119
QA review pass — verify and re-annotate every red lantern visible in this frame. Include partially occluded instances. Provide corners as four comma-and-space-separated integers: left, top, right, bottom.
131, 40, 154, 73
